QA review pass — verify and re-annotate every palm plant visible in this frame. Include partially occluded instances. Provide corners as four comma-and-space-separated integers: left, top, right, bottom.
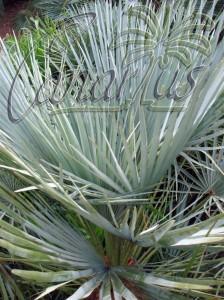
0, 0, 224, 299
30, 0, 87, 19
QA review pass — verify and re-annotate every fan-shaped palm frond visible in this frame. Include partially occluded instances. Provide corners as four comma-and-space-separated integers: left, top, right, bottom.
0, 0, 224, 299
113, 1, 215, 68
0, 0, 224, 198
0, 167, 224, 300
